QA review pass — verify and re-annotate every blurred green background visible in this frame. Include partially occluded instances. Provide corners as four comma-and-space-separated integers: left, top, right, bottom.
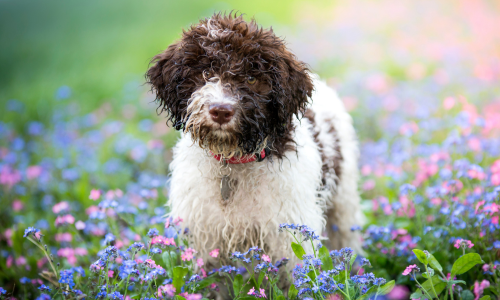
0, 0, 334, 127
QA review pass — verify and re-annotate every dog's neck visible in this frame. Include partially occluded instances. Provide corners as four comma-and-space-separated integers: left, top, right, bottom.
211, 148, 267, 164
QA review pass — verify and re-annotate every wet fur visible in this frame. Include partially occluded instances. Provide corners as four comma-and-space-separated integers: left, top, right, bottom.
146, 12, 363, 275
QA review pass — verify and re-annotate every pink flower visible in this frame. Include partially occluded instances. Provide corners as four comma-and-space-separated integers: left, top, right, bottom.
52, 201, 70, 214
158, 284, 176, 297
361, 165, 372, 176
164, 218, 170, 228
443, 97, 455, 110
259, 288, 267, 298
12, 199, 23, 212
6, 256, 13, 268
26, 165, 42, 180
201, 268, 207, 278
197, 258, 204, 267
181, 248, 197, 261
89, 189, 101, 200
262, 254, 271, 263
105, 190, 115, 199
180, 293, 202, 300
402, 264, 419, 276
173, 217, 183, 226
75, 220, 86, 230
209, 248, 220, 258
16, 256, 27, 266
74, 248, 88, 256
55, 214, 75, 226
55, 233, 73, 242
474, 280, 490, 300
248, 287, 256, 295
145, 259, 157, 268
482, 264, 490, 273
362, 179, 375, 191
108, 270, 114, 278
454, 239, 474, 249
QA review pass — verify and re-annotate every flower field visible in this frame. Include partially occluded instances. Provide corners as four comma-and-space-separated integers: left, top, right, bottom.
1, 0, 499, 299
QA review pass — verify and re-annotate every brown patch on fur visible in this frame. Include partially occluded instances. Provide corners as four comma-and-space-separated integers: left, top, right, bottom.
145, 12, 313, 159
303, 109, 343, 187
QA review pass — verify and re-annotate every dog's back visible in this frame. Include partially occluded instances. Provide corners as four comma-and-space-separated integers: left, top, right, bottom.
306, 75, 364, 251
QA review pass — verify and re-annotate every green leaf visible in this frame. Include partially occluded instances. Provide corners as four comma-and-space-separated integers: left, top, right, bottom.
428, 253, 443, 272
449, 280, 466, 285
479, 296, 491, 300
257, 271, 265, 288
233, 274, 243, 296
288, 284, 298, 299
319, 246, 333, 271
420, 275, 447, 298
173, 266, 189, 295
291, 242, 306, 260
162, 251, 178, 277
241, 280, 257, 296
175, 296, 187, 300
410, 291, 423, 299
276, 296, 286, 300
378, 280, 395, 295
350, 253, 358, 270
413, 249, 428, 265
461, 290, 474, 300
358, 286, 378, 300
307, 270, 318, 281
195, 276, 217, 292
450, 253, 483, 277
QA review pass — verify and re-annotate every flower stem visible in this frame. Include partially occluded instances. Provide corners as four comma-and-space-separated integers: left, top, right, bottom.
27, 236, 59, 281
425, 265, 439, 298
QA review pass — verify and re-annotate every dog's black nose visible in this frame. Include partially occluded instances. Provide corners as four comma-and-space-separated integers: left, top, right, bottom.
209, 104, 235, 125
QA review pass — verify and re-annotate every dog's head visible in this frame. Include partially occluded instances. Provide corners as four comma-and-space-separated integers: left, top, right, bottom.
146, 13, 313, 158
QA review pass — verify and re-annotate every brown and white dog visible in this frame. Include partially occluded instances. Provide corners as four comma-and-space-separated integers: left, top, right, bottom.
146, 13, 363, 267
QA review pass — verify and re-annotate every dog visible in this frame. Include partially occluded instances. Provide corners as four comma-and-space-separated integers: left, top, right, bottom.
146, 13, 363, 268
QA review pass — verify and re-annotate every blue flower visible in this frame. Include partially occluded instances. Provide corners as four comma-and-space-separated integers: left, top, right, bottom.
38, 285, 51, 292
119, 260, 138, 278
399, 183, 416, 195
150, 248, 162, 254
493, 241, 500, 249
19, 277, 31, 284
72, 266, 86, 277
147, 228, 159, 237
58, 269, 75, 288
23, 227, 40, 238
360, 257, 371, 267
298, 288, 312, 296
351, 225, 362, 231
0, 287, 6, 295
127, 242, 145, 252
374, 278, 387, 285
35, 294, 51, 300
219, 265, 237, 274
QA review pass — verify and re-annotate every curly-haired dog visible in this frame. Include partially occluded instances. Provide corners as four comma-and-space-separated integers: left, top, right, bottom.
146, 13, 363, 267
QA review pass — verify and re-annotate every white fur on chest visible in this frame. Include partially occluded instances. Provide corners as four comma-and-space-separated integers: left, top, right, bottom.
168, 117, 325, 260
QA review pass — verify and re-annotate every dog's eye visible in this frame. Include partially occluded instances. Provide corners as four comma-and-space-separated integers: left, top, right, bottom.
247, 76, 257, 85
203, 70, 211, 79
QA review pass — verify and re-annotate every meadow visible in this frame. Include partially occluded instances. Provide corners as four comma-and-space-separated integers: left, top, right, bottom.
1, 0, 499, 299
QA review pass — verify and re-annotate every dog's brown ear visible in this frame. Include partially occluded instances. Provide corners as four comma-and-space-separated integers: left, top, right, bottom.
146, 41, 188, 130
269, 47, 314, 136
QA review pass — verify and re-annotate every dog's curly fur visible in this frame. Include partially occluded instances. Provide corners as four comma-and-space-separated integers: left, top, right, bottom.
146, 12, 363, 272
147, 13, 313, 158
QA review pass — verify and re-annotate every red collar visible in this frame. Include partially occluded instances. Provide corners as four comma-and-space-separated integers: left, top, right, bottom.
212, 149, 266, 164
